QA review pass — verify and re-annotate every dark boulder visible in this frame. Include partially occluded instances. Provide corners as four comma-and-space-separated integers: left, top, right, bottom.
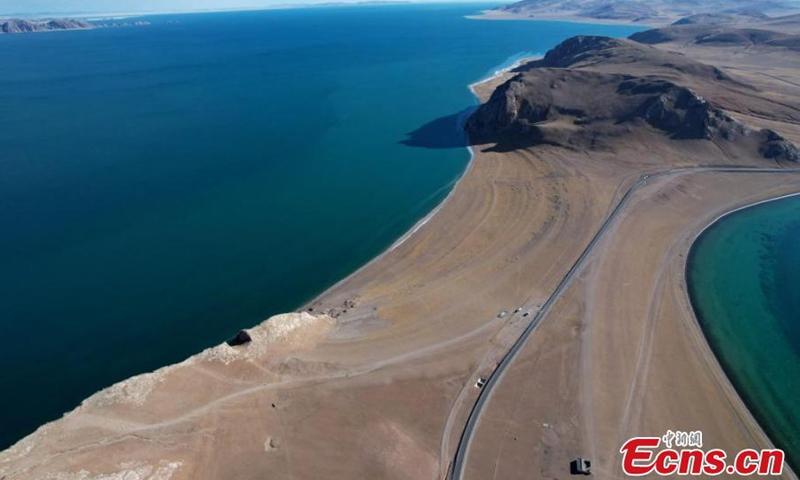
226, 330, 252, 347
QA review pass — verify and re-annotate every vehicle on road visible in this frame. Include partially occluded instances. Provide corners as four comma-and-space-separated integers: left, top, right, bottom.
570, 458, 592, 475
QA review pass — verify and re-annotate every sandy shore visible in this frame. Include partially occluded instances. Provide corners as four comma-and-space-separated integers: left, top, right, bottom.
2, 28, 800, 480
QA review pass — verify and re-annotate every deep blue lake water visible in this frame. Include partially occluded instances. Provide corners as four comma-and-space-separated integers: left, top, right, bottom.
0, 4, 641, 448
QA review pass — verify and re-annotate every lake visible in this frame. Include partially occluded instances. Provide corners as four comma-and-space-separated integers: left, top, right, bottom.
0, 4, 641, 448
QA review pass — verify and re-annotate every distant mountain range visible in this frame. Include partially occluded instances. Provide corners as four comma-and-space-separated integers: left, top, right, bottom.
0, 18, 92, 34
487, 0, 800, 25
0, 17, 151, 34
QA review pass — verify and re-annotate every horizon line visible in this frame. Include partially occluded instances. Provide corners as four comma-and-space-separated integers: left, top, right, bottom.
0, 0, 510, 19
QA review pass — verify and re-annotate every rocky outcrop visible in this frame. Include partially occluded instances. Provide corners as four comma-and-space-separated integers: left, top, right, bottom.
625, 79, 747, 140
467, 70, 748, 144
0, 18, 92, 34
760, 130, 800, 161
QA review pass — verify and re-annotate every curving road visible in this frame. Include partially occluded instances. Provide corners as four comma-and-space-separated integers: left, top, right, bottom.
449, 165, 800, 480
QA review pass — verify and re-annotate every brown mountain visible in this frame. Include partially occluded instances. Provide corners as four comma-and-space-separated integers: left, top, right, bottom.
486, 0, 800, 25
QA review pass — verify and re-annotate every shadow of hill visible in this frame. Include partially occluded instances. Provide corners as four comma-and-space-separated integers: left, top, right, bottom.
400, 107, 477, 149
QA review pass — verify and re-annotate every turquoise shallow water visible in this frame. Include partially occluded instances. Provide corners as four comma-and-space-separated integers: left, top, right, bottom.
688, 195, 800, 471
0, 4, 641, 448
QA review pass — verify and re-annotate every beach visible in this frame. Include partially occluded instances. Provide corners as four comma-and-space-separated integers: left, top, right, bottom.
1, 9, 800, 480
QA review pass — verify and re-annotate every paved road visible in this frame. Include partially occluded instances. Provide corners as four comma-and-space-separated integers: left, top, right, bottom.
449, 165, 800, 480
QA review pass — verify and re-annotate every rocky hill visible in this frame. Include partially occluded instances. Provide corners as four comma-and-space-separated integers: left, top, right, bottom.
760, 13, 800, 33
465, 36, 799, 161
672, 13, 769, 26
0, 18, 92, 34
631, 19, 800, 51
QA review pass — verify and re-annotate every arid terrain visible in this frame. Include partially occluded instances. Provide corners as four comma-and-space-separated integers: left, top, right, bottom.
476, 0, 800, 27
2, 12, 800, 480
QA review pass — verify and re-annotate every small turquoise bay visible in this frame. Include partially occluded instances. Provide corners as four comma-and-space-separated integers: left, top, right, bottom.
689, 195, 800, 471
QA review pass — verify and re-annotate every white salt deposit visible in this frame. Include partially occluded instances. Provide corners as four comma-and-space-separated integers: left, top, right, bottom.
43, 460, 182, 480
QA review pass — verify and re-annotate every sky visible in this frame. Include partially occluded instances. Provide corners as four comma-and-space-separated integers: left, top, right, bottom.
3, 0, 798, 17
0, 0, 496, 16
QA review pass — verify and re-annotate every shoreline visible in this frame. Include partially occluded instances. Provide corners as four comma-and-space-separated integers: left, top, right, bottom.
468, 55, 540, 94
466, 10, 665, 27
384, 54, 540, 253
301, 57, 532, 310
683, 191, 800, 473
